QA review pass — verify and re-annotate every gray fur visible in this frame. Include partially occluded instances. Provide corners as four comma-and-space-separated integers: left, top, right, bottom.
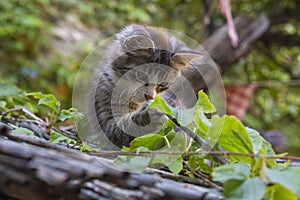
87, 24, 201, 149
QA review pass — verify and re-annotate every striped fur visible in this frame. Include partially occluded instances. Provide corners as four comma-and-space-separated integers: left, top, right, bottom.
87, 24, 200, 149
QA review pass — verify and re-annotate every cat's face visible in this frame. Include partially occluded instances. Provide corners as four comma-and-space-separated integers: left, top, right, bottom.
114, 24, 201, 105
130, 66, 178, 104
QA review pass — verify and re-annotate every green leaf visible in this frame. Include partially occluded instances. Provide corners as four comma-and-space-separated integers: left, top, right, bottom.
177, 108, 195, 126
251, 156, 265, 178
155, 119, 175, 135
151, 153, 183, 174
79, 143, 98, 152
176, 91, 216, 127
27, 92, 61, 114
117, 132, 185, 174
188, 155, 212, 173
195, 90, 216, 113
50, 130, 76, 145
206, 115, 226, 148
136, 146, 150, 153
150, 131, 186, 174
129, 133, 165, 151
224, 177, 266, 200
265, 183, 297, 200
38, 94, 61, 114
0, 82, 21, 98
260, 139, 277, 167
266, 166, 300, 196
209, 116, 254, 163
12, 127, 35, 137
222, 179, 244, 197
114, 156, 152, 173
148, 95, 173, 115
212, 162, 251, 182
246, 128, 263, 154
0, 101, 7, 111
59, 108, 84, 121
247, 127, 276, 167
246, 127, 275, 156
165, 156, 183, 174
194, 111, 209, 137
26, 92, 45, 100
0, 81, 34, 112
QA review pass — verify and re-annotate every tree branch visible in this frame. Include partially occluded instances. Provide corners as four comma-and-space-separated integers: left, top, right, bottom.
0, 123, 224, 200
202, 14, 270, 73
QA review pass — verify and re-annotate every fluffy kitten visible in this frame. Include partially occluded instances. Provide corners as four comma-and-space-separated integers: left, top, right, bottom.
88, 24, 201, 149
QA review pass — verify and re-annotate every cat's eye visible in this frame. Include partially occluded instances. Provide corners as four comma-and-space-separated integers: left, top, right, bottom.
159, 81, 169, 87
157, 81, 170, 92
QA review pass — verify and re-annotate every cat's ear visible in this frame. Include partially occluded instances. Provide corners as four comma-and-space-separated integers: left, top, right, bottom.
123, 35, 155, 51
171, 53, 200, 70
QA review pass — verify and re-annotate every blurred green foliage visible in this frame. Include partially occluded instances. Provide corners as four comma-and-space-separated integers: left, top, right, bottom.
0, 0, 299, 153
223, 0, 300, 153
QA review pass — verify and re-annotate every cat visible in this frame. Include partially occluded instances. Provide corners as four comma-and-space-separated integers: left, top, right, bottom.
87, 24, 202, 149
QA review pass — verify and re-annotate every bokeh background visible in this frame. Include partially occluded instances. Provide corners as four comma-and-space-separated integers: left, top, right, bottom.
0, 0, 299, 154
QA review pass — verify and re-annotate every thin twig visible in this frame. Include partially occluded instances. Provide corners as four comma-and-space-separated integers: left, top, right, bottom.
52, 127, 81, 142
2, 107, 46, 125
165, 114, 226, 164
0, 125, 80, 155
88, 150, 300, 162
182, 161, 222, 190
145, 167, 222, 190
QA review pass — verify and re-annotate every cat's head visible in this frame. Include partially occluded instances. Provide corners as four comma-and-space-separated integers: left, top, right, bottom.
115, 24, 201, 104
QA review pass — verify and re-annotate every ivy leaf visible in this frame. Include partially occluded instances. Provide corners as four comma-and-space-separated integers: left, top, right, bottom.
195, 90, 216, 113
129, 133, 167, 151
0, 82, 21, 97
155, 119, 175, 135
194, 111, 209, 137
212, 162, 251, 182
38, 94, 61, 114
79, 143, 98, 152
246, 127, 276, 167
12, 127, 35, 137
209, 116, 254, 163
50, 130, 76, 145
150, 132, 186, 174
148, 95, 173, 115
59, 108, 84, 121
213, 163, 267, 200
172, 91, 216, 127
136, 146, 150, 154
151, 153, 183, 174
265, 183, 297, 200
206, 115, 226, 149
176, 91, 216, 127
188, 155, 212, 173
165, 156, 183, 174
0, 101, 7, 111
168, 158, 183, 174
114, 156, 152, 173
224, 177, 266, 200
246, 127, 275, 156
245, 128, 263, 154
266, 166, 300, 197
27, 92, 61, 114
176, 108, 195, 126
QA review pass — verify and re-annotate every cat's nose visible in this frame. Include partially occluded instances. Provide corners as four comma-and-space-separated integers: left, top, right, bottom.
144, 94, 154, 101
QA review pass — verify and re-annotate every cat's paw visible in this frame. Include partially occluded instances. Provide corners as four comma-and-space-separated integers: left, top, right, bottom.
148, 107, 165, 119
136, 102, 149, 113
131, 105, 166, 129
148, 107, 167, 130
